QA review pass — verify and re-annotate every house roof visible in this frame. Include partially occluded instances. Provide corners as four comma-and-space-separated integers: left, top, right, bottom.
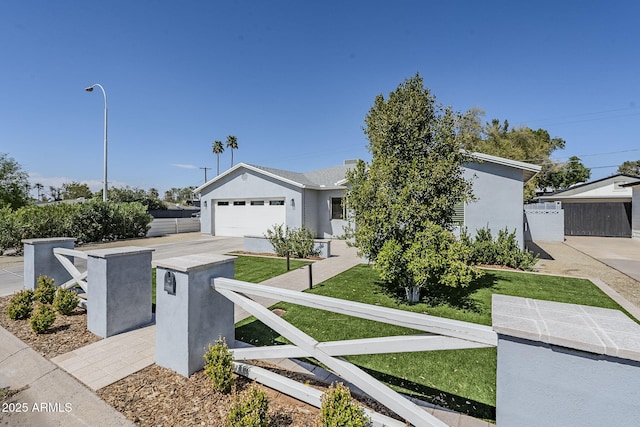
194, 162, 353, 193
538, 173, 640, 201
466, 151, 541, 183
195, 152, 541, 194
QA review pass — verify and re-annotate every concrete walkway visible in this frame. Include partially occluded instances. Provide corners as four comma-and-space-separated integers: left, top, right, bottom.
0, 326, 133, 426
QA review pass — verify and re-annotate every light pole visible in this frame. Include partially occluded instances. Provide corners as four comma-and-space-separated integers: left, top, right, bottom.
85, 83, 108, 201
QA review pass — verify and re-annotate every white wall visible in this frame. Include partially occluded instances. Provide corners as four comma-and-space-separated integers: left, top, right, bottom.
633, 186, 640, 239
464, 162, 526, 248
198, 169, 302, 236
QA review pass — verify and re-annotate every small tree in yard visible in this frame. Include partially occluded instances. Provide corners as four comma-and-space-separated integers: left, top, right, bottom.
204, 337, 235, 393
319, 382, 369, 427
345, 74, 476, 302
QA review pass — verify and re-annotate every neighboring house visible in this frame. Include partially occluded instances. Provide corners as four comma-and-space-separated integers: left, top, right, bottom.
622, 181, 640, 239
195, 153, 540, 247
538, 174, 640, 237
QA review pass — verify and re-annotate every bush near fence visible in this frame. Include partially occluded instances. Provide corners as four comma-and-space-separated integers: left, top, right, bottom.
0, 200, 152, 254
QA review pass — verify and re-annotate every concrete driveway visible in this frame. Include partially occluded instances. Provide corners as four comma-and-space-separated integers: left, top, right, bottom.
564, 236, 640, 283
0, 233, 243, 297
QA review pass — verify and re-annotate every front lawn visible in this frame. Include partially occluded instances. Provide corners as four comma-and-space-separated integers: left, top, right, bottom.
235, 265, 632, 421
152, 255, 311, 304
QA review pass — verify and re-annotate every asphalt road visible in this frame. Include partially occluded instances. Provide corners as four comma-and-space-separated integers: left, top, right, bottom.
0, 233, 243, 297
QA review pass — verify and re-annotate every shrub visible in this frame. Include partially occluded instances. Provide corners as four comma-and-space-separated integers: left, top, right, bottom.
264, 224, 319, 259
227, 384, 269, 427
319, 382, 369, 427
30, 304, 56, 334
466, 227, 538, 271
53, 288, 80, 315
33, 275, 56, 304
6, 290, 34, 320
204, 338, 235, 393
0, 206, 21, 255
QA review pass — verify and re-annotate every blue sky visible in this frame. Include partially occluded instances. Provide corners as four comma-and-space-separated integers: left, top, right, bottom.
2, 1, 639, 197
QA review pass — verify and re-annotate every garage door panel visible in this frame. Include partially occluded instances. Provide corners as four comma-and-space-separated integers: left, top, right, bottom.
214, 200, 285, 237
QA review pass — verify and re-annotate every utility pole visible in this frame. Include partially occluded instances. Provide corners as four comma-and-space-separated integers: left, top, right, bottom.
199, 167, 212, 183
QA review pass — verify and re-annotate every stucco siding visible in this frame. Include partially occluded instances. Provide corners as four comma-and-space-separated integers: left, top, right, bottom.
464, 161, 525, 247
198, 169, 302, 236
316, 189, 348, 238
302, 189, 320, 236
633, 187, 640, 239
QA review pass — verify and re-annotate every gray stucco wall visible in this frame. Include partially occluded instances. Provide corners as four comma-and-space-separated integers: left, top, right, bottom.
633, 186, 640, 239
198, 169, 303, 235
463, 162, 525, 248
316, 189, 348, 238
497, 336, 640, 427
302, 189, 319, 236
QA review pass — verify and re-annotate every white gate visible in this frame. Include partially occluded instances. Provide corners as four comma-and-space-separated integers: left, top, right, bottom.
213, 278, 497, 427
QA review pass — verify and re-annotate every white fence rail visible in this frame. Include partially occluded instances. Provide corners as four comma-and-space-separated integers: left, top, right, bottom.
52, 247, 88, 292
147, 217, 200, 237
213, 277, 497, 427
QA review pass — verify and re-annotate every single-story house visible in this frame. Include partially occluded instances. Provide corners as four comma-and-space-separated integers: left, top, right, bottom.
194, 153, 541, 247
538, 174, 640, 237
622, 181, 640, 239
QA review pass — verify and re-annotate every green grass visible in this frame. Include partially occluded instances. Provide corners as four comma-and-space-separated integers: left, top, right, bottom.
152, 255, 311, 304
235, 265, 633, 421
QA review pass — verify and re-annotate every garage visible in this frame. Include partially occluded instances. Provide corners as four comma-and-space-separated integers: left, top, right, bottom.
213, 199, 285, 237
564, 202, 632, 237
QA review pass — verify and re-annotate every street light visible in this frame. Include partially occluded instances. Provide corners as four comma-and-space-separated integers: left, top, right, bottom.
85, 84, 108, 201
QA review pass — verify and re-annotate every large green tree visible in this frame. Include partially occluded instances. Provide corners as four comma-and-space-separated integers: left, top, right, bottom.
345, 74, 477, 302
0, 153, 30, 210
61, 181, 93, 200
618, 160, 640, 176
458, 110, 566, 201
538, 156, 591, 191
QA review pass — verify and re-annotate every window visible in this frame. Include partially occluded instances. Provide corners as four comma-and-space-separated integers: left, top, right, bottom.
452, 202, 465, 226
250, 200, 264, 206
331, 197, 345, 220
233, 201, 246, 206
217, 201, 229, 206
269, 200, 285, 206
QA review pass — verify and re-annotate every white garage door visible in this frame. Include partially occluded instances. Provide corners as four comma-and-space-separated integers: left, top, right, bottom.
214, 199, 285, 237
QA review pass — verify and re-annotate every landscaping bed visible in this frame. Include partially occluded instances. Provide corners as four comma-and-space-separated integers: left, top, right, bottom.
0, 295, 100, 358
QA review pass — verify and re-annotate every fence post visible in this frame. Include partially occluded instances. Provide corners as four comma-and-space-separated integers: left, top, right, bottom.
308, 263, 313, 289
493, 294, 640, 427
22, 238, 76, 290
86, 246, 155, 338
155, 253, 236, 377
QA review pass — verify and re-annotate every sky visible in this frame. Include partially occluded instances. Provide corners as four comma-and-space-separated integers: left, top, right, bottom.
2, 1, 639, 198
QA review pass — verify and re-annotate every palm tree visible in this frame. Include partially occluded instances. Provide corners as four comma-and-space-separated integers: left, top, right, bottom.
212, 140, 224, 175
226, 135, 238, 167
34, 183, 44, 200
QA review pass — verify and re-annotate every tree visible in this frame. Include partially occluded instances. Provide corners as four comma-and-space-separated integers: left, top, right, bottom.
49, 186, 62, 202
163, 186, 195, 205
226, 135, 238, 167
212, 140, 224, 175
101, 186, 167, 210
538, 156, 591, 191
0, 153, 30, 210
458, 110, 566, 201
345, 74, 476, 302
61, 181, 93, 200
618, 160, 640, 176
34, 183, 44, 200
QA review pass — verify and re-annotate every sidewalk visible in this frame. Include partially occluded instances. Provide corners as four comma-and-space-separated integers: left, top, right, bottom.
0, 326, 133, 426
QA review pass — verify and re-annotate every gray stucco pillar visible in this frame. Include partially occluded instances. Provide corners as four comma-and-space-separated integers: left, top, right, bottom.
493, 294, 640, 427
22, 238, 76, 290
155, 254, 236, 377
86, 247, 154, 338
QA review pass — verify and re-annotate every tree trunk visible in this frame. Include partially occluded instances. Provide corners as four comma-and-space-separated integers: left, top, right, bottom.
404, 286, 420, 303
